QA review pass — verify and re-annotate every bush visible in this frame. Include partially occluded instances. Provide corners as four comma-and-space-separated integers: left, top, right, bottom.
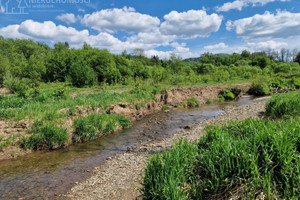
22, 123, 68, 150
265, 90, 300, 118
206, 99, 213, 104
218, 89, 235, 100
69, 62, 97, 87
248, 81, 271, 96
291, 77, 300, 89
162, 104, 169, 110
187, 97, 200, 107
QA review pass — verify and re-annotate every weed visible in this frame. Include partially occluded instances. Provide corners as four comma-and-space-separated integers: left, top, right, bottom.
206, 99, 213, 104
162, 104, 169, 110
187, 97, 200, 107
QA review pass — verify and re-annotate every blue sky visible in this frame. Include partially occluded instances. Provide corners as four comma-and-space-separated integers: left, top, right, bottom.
0, 0, 299, 58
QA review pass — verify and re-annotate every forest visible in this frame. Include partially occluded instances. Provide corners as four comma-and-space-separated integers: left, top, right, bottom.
1, 37, 300, 97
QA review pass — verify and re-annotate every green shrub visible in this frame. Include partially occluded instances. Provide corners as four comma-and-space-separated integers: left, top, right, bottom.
22, 123, 68, 150
291, 77, 300, 89
3, 74, 34, 97
206, 99, 213, 104
69, 62, 97, 87
187, 97, 200, 107
162, 104, 169, 110
218, 89, 235, 100
228, 87, 242, 97
265, 90, 300, 118
248, 81, 271, 96
73, 113, 131, 143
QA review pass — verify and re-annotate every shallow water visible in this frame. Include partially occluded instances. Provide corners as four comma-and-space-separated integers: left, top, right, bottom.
0, 96, 266, 200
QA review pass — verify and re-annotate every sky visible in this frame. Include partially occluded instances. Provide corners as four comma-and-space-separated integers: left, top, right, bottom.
0, 0, 299, 58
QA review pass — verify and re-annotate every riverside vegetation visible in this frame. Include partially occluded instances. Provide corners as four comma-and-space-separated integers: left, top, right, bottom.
0, 38, 300, 154
142, 91, 300, 199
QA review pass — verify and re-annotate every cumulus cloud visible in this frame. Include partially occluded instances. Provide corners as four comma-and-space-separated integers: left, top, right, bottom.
0, 25, 31, 39
204, 42, 228, 50
160, 10, 222, 39
56, 13, 78, 24
81, 6, 160, 33
145, 45, 197, 59
126, 29, 176, 48
247, 40, 288, 49
18, 20, 89, 45
216, 0, 290, 12
226, 11, 300, 39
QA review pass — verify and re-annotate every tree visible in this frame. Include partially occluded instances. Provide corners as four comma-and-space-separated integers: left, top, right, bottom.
133, 48, 145, 57
241, 50, 251, 58
280, 48, 287, 62
295, 52, 300, 65
292, 48, 298, 62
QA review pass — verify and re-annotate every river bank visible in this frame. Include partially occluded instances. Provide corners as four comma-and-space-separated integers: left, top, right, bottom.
64, 97, 269, 200
0, 83, 250, 161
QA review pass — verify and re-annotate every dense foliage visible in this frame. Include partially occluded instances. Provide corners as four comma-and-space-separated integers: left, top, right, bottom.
1, 37, 299, 94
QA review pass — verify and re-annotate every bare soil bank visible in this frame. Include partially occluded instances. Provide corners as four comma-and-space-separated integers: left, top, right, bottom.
0, 83, 250, 161
64, 98, 268, 200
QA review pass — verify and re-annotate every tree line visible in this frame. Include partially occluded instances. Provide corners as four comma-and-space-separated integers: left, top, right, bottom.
0, 37, 300, 95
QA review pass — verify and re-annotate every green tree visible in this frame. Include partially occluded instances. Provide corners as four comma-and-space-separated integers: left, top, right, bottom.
295, 52, 300, 65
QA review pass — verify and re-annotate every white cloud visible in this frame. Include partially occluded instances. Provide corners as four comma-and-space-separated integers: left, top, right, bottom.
56, 13, 78, 24
226, 11, 300, 39
160, 10, 222, 39
0, 25, 31, 39
126, 29, 176, 48
204, 42, 228, 50
81, 6, 160, 33
145, 46, 198, 59
78, 8, 85, 13
18, 20, 89, 45
216, 0, 290, 12
247, 40, 288, 49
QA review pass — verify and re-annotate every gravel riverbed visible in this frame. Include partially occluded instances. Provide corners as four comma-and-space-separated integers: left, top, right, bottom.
64, 99, 268, 200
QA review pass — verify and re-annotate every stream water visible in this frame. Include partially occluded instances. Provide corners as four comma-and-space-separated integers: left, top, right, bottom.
0, 96, 266, 200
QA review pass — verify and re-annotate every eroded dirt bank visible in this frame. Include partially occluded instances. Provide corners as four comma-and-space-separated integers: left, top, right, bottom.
0, 83, 250, 161
64, 97, 268, 200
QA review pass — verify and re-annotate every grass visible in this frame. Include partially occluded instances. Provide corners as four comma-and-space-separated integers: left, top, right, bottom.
142, 119, 300, 200
0, 84, 159, 121
206, 99, 213, 104
266, 90, 300, 118
22, 123, 68, 150
0, 135, 16, 151
73, 113, 131, 143
187, 97, 200, 107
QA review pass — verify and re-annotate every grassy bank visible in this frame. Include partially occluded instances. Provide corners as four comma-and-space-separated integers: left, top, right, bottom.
142, 92, 300, 199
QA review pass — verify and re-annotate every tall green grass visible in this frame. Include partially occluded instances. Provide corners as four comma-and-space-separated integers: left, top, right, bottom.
266, 90, 300, 118
142, 119, 300, 199
73, 113, 131, 142
22, 123, 68, 150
